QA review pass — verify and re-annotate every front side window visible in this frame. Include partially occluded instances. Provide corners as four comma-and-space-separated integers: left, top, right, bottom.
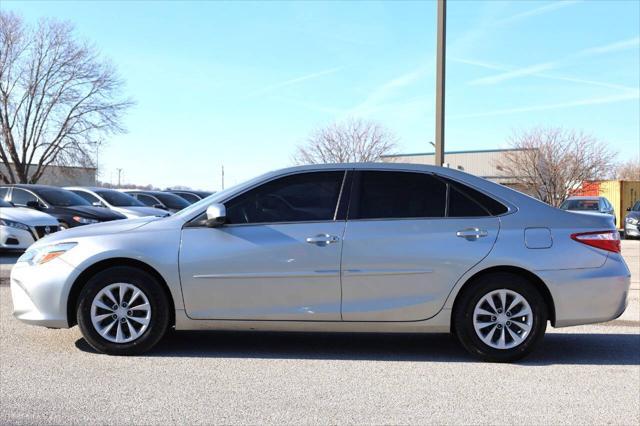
350, 171, 447, 220
154, 193, 190, 210
10, 188, 39, 206
174, 192, 200, 204
225, 171, 344, 224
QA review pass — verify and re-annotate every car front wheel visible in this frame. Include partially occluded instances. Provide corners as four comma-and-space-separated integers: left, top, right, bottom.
77, 266, 170, 355
454, 272, 548, 362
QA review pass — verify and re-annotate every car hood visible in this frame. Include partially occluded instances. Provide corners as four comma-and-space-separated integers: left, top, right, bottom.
0, 207, 59, 226
116, 206, 170, 217
32, 216, 160, 247
55, 205, 126, 220
626, 211, 640, 220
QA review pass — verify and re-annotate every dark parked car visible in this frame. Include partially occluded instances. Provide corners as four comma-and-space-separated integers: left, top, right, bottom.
624, 200, 640, 239
0, 184, 126, 229
123, 190, 190, 213
165, 190, 213, 204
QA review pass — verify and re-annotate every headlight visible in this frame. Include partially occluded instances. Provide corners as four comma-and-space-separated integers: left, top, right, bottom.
0, 218, 30, 231
626, 217, 639, 225
72, 216, 99, 224
18, 242, 78, 266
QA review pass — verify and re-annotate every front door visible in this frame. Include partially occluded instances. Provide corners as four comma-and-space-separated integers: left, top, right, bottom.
341, 171, 500, 321
180, 170, 347, 320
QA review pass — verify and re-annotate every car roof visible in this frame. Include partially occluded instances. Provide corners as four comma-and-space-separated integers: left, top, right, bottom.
0, 183, 60, 190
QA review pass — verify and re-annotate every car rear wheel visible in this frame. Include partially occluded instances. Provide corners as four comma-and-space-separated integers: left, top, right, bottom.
454, 272, 547, 362
77, 266, 170, 355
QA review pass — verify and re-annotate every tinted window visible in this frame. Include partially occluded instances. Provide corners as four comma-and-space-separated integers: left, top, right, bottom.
0, 187, 8, 200
446, 179, 508, 217
560, 199, 599, 211
11, 188, 39, 206
0, 197, 12, 207
96, 190, 143, 207
153, 193, 190, 210
633, 201, 640, 211
135, 194, 159, 207
351, 171, 446, 219
174, 192, 200, 204
38, 188, 90, 207
72, 190, 101, 204
226, 171, 344, 224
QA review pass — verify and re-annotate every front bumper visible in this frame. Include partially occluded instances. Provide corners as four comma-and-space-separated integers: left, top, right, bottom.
0, 225, 36, 250
538, 253, 631, 327
10, 257, 77, 328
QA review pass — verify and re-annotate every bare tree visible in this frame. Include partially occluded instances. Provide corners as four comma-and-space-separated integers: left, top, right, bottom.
615, 158, 640, 180
496, 127, 615, 207
0, 12, 132, 184
293, 118, 397, 164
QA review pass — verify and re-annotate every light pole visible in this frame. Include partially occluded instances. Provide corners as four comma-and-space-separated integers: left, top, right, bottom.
116, 168, 123, 187
435, 0, 446, 167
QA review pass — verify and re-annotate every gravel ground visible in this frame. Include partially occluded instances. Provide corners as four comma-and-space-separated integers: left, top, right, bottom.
0, 241, 638, 425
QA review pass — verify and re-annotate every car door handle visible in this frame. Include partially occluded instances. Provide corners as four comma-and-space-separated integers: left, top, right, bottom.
306, 234, 340, 246
456, 228, 488, 240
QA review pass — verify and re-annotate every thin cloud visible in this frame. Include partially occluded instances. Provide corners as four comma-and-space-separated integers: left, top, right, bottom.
498, 0, 582, 25
464, 35, 640, 86
450, 92, 639, 119
578, 36, 640, 56
246, 67, 342, 98
452, 56, 635, 91
348, 63, 432, 116
469, 62, 556, 85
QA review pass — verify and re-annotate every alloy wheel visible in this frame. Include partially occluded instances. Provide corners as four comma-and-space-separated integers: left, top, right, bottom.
90, 282, 151, 343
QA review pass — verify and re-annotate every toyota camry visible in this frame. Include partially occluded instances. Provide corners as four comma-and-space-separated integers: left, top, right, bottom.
10, 164, 630, 362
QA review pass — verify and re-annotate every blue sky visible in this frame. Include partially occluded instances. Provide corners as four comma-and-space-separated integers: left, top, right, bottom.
4, 0, 640, 190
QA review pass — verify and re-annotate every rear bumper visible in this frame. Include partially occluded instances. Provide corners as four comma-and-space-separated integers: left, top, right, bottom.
538, 254, 631, 327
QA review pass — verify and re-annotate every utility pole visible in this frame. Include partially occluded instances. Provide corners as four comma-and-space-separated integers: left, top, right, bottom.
435, 0, 446, 167
221, 164, 225, 190
116, 168, 123, 187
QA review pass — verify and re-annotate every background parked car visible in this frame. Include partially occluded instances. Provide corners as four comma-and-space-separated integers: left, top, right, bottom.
0, 197, 60, 251
624, 200, 640, 239
165, 190, 213, 204
123, 190, 190, 213
559, 196, 616, 226
66, 187, 170, 219
0, 184, 126, 229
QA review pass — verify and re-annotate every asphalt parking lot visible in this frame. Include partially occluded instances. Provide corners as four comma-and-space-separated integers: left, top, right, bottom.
0, 241, 638, 425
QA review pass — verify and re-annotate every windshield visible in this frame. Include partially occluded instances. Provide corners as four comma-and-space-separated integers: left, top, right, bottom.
560, 199, 599, 211
96, 190, 144, 207
39, 188, 91, 207
632, 201, 640, 211
0, 198, 13, 207
153, 192, 190, 210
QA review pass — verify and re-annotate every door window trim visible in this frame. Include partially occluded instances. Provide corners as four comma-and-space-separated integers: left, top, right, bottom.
346, 170, 512, 222
185, 170, 349, 228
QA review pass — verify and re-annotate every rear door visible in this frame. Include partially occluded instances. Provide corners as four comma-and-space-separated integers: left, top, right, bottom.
341, 170, 501, 321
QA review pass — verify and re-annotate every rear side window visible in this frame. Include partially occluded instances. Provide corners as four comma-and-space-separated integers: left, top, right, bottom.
175, 192, 200, 204
226, 171, 345, 224
72, 190, 101, 204
446, 179, 508, 217
350, 171, 447, 219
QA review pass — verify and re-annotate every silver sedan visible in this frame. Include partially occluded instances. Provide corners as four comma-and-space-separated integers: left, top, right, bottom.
10, 164, 631, 362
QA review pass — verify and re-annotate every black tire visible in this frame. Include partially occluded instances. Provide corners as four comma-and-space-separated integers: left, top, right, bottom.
77, 266, 170, 355
59, 221, 70, 230
453, 272, 548, 363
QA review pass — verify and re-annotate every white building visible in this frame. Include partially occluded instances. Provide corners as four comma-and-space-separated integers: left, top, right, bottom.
0, 163, 96, 187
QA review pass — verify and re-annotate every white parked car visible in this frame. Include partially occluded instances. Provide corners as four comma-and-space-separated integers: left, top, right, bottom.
0, 198, 60, 250
65, 187, 170, 219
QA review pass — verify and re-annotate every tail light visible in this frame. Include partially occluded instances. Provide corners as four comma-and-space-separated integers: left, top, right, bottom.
570, 230, 621, 253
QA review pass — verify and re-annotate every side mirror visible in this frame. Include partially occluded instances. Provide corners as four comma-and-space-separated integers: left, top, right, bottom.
205, 203, 226, 227
627, 207, 631, 211
26, 200, 40, 209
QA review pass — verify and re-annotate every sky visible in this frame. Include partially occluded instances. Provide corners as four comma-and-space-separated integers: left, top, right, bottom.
3, 0, 640, 190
